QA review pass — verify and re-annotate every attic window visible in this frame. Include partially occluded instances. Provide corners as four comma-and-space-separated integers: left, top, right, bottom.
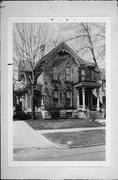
58, 50, 68, 57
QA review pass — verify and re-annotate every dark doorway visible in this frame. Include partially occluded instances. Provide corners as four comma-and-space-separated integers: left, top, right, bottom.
85, 88, 92, 110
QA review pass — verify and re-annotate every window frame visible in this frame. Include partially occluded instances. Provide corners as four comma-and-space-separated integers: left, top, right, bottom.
53, 67, 58, 80
53, 89, 59, 106
80, 68, 86, 81
65, 67, 71, 82
66, 89, 71, 108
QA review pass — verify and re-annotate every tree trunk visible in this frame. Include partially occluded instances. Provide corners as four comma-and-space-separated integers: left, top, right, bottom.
31, 84, 35, 120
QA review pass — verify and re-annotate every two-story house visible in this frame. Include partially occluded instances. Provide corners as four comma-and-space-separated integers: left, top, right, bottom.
14, 42, 106, 119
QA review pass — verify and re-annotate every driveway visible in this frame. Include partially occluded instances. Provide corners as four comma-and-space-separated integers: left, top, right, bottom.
13, 121, 60, 149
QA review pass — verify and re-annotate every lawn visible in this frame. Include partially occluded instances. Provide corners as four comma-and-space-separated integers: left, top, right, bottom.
44, 129, 106, 148
25, 118, 104, 130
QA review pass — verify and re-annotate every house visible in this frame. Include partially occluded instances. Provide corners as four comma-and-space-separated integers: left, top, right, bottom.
14, 42, 106, 119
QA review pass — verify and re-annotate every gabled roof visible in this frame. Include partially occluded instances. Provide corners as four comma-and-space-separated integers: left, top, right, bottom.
35, 42, 85, 73
40, 42, 85, 64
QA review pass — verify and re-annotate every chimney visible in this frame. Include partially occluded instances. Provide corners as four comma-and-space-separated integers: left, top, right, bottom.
40, 44, 45, 58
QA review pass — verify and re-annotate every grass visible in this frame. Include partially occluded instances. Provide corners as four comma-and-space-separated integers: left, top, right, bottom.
25, 118, 104, 130
44, 129, 105, 148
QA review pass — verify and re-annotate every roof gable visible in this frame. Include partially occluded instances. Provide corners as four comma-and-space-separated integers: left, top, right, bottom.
35, 42, 85, 77
43, 42, 85, 64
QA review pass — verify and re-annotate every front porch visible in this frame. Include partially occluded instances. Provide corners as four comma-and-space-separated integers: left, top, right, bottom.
75, 81, 101, 111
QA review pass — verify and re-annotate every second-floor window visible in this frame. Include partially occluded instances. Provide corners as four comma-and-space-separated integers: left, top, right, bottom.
80, 69, 86, 81
27, 95, 31, 109
87, 69, 92, 81
66, 67, 71, 81
53, 67, 58, 80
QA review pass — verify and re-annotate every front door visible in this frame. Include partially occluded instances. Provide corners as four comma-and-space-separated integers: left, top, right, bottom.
85, 89, 91, 110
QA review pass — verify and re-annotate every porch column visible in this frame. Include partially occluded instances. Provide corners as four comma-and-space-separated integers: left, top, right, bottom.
77, 90, 80, 110
30, 95, 32, 111
96, 88, 100, 111
22, 95, 25, 110
25, 94, 28, 111
71, 91, 73, 107
16, 97, 20, 104
82, 87, 85, 111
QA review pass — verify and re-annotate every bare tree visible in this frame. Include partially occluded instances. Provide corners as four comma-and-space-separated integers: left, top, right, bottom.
13, 23, 53, 119
78, 23, 105, 67
60, 22, 105, 69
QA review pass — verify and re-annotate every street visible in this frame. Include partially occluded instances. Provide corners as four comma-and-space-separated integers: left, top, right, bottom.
14, 145, 105, 161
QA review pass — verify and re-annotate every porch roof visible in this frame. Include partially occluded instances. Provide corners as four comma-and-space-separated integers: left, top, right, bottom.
75, 81, 101, 89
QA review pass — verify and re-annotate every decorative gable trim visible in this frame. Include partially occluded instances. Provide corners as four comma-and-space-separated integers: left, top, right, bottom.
35, 42, 84, 75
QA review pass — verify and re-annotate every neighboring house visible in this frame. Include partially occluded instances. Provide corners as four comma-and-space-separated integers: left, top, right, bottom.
14, 42, 106, 119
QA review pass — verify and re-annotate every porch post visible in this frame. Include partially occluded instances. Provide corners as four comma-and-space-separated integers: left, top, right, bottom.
71, 91, 73, 107
22, 95, 25, 110
30, 95, 32, 111
25, 94, 28, 111
77, 90, 80, 110
16, 97, 20, 104
96, 88, 100, 111
82, 87, 85, 111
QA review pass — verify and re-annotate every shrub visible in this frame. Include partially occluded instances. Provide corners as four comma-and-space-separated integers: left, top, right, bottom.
48, 106, 61, 119
66, 112, 72, 118
13, 110, 31, 120
15, 104, 22, 111
89, 111, 98, 121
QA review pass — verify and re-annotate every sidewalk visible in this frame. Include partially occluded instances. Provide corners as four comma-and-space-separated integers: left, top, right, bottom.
39, 126, 105, 134
14, 121, 60, 149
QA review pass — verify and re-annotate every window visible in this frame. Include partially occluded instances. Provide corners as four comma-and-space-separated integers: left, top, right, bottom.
53, 90, 59, 106
54, 90, 58, 98
53, 67, 58, 80
81, 69, 86, 81
27, 95, 31, 109
87, 69, 92, 81
66, 90, 71, 107
66, 67, 71, 81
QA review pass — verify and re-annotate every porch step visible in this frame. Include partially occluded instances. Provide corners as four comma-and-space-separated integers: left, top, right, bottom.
72, 111, 87, 119
35, 112, 43, 120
